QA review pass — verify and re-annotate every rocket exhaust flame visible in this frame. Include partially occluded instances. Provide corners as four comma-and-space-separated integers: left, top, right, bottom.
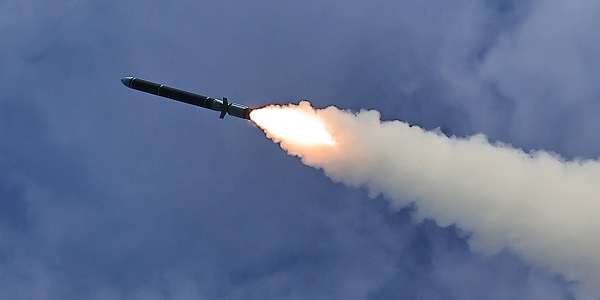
250, 101, 336, 147
252, 101, 600, 300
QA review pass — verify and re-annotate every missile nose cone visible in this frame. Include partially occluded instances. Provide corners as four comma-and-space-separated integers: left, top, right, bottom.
121, 77, 133, 87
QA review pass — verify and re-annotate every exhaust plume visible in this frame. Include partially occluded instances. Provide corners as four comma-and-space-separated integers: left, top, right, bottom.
251, 101, 600, 299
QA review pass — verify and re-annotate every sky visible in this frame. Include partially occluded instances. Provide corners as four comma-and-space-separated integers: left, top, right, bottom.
1, 0, 599, 299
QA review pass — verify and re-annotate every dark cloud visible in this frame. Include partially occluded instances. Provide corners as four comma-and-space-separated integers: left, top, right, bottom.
1, 0, 596, 298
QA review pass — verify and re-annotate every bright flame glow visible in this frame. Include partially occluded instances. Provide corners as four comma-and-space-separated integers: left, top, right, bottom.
250, 102, 336, 146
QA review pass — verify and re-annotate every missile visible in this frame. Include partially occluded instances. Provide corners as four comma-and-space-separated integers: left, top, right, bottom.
120, 77, 252, 120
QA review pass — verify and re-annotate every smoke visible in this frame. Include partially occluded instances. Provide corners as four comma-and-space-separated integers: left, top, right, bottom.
254, 101, 600, 300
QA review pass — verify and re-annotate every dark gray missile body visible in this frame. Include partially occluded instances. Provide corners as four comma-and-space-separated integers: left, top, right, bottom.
121, 77, 252, 120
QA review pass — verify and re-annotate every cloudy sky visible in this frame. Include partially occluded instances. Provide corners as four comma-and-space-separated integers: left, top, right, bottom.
1, 0, 599, 299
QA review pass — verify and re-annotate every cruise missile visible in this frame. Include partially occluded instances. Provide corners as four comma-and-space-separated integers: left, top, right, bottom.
121, 77, 252, 120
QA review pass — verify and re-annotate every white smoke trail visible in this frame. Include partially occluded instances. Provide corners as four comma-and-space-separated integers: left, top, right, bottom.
253, 101, 600, 300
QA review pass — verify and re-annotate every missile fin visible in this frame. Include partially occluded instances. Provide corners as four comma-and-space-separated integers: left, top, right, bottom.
219, 97, 229, 119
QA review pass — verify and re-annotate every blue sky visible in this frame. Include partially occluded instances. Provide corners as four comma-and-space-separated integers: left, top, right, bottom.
2, 0, 599, 299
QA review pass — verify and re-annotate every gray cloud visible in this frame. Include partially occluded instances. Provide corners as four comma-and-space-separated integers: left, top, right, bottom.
1, 0, 595, 299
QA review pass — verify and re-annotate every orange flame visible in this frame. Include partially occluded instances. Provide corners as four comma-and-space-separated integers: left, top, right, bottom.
250, 102, 336, 147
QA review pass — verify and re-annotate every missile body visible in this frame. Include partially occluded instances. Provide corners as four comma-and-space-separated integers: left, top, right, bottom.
121, 77, 252, 120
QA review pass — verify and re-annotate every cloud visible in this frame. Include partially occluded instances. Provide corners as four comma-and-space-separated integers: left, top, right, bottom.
2, 0, 596, 298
